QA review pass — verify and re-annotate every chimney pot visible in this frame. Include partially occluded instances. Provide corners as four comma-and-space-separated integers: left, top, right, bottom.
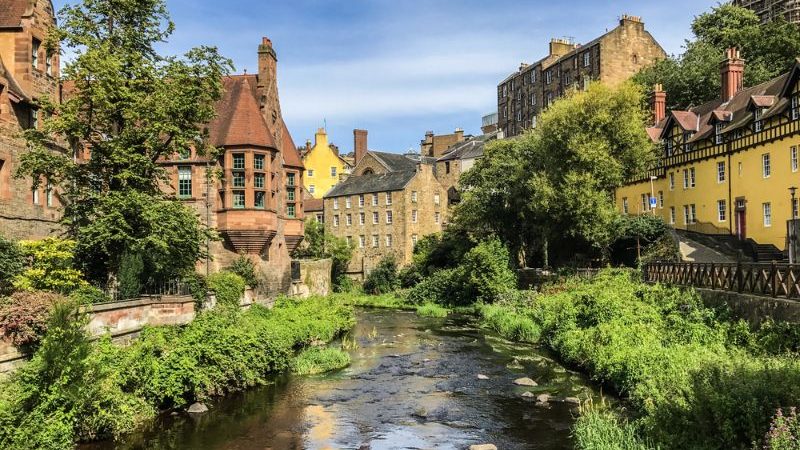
720, 47, 745, 102
651, 84, 667, 126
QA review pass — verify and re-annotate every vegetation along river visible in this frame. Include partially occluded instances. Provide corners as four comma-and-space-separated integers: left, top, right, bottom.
88, 308, 603, 450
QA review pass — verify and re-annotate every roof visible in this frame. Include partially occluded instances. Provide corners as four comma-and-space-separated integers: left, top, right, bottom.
304, 198, 323, 212
750, 95, 775, 108
438, 133, 496, 161
207, 76, 276, 148
0, 0, 30, 28
0, 55, 30, 102
281, 119, 303, 168
324, 170, 417, 198
370, 151, 419, 172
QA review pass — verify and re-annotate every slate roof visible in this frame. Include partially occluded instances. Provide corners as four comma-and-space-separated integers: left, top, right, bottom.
324, 170, 416, 198
371, 151, 419, 172
0, 0, 30, 28
437, 132, 497, 162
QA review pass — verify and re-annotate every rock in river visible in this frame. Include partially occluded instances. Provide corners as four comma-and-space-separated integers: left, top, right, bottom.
470, 445, 498, 450
536, 394, 551, 404
187, 402, 208, 414
477, 374, 490, 380
521, 391, 535, 398
513, 377, 538, 386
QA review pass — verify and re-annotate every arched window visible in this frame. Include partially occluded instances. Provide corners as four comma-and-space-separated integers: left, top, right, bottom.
362, 168, 374, 175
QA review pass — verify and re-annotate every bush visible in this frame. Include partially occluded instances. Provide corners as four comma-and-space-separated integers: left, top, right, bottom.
0, 291, 66, 349
228, 254, 258, 288
12, 238, 88, 294
415, 303, 448, 318
68, 285, 109, 305
182, 272, 208, 304
406, 267, 463, 305
207, 271, 246, 307
291, 347, 351, 375
0, 235, 24, 295
479, 303, 541, 343
762, 408, 800, 450
460, 238, 517, 303
117, 251, 144, 300
363, 256, 399, 295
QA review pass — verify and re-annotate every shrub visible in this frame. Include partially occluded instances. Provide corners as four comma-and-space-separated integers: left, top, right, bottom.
117, 251, 144, 300
291, 347, 351, 375
0, 291, 65, 349
228, 254, 258, 288
479, 303, 541, 342
363, 256, 399, 295
68, 285, 109, 305
12, 238, 88, 294
207, 271, 246, 307
0, 235, 24, 295
406, 267, 463, 305
573, 408, 655, 450
182, 272, 208, 304
415, 303, 448, 318
460, 238, 516, 303
762, 408, 800, 450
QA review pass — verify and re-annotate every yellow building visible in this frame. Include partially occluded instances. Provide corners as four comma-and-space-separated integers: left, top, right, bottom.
616, 48, 800, 259
301, 128, 352, 198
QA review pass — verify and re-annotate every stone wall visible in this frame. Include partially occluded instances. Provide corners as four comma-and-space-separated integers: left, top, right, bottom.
695, 288, 800, 326
290, 258, 332, 297
86, 295, 196, 340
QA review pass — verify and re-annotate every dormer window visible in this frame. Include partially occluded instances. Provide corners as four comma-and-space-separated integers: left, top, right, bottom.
715, 122, 724, 145
792, 96, 799, 121
754, 108, 764, 132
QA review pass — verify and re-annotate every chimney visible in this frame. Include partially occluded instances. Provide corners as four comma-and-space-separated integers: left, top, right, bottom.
354, 129, 368, 165
314, 127, 328, 149
455, 128, 465, 142
549, 38, 575, 57
720, 47, 744, 102
651, 84, 666, 126
257, 37, 282, 129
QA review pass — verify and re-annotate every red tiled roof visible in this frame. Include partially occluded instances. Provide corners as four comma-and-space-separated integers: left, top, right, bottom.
281, 119, 303, 168
304, 198, 323, 212
207, 76, 276, 149
670, 111, 699, 132
0, 0, 30, 28
750, 95, 775, 108
646, 127, 662, 143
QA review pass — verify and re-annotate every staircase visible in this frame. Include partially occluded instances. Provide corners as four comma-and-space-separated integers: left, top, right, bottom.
751, 242, 787, 262
675, 230, 786, 262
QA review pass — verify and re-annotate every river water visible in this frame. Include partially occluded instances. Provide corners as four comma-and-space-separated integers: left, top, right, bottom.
95, 308, 602, 450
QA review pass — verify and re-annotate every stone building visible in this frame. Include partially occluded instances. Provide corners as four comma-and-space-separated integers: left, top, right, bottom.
420, 128, 466, 158
734, 0, 800, 24
160, 37, 305, 295
323, 146, 446, 279
435, 132, 498, 204
497, 15, 666, 138
0, 0, 62, 240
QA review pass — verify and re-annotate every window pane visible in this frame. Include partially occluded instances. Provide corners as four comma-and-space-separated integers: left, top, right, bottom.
233, 171, 245, 187
178, 166, 192, 197
254, 173, 265, 188
233, 153, 245, 169
254, 154, 265, 170
255, 191, 265, 208
287, 203, 296, 218
233, 191, 245, 208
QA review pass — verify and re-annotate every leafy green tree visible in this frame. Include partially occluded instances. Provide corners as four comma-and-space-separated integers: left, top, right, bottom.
227, 254, 258, 288
455, 82, 654, 266
634, 4, 800, 109
117, 251, 143, 300
293, 219, 353, 291
15, 0, 231, 283
13, 238, 88, 294
0, 235, 24, 295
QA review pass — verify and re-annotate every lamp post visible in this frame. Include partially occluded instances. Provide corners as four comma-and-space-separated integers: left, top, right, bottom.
650, 175, 657, 215
791, 186, 798, 264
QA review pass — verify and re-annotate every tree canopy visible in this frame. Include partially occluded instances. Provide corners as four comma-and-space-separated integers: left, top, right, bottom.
454, 82, 655, 266
16, 0, 232, 282
634, 4, 800, 110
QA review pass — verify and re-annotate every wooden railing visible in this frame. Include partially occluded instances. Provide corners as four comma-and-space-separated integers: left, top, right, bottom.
644, 262, 800, 299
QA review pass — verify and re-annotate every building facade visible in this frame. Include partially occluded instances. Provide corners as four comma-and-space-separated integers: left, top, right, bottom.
0, 0, 62, 241
435, 132, 497, 204
420, 128, 466, 158
323, 150, 446, 278
300, 128, 352, 198
734, 0, 800, 24
160, 37, 305, 295
616, 48, 800, 256
497, 15, 665, 138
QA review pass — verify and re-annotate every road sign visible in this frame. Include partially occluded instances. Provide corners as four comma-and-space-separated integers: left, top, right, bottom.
649, 197, 657, 208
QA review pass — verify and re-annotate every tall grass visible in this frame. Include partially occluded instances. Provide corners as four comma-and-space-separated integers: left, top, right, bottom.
478, 303, 541, 343
415, 303, 449, 318
291, 347, 350, 375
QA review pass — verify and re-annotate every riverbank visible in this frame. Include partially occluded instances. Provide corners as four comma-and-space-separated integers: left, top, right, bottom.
0, 297, 354, 450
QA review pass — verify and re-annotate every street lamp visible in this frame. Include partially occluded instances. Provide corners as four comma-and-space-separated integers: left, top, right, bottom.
791, 186, 798, 264
649, 175, 658, 215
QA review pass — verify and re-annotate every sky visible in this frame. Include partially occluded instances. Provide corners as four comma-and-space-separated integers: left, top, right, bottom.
52, 0, 719, 154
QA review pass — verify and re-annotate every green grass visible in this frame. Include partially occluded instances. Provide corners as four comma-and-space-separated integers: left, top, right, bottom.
415, 303, 449, 318
329, 292, 415, 310
478, 303, 541, 343
573, 409, 657, 450
291, 347, 351, 375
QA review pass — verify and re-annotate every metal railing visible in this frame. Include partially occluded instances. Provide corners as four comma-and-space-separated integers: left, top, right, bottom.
101, 280, 195, 304
644, 262, 800, 299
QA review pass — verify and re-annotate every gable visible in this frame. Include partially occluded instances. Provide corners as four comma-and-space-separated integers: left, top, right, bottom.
353, 153, 391, 176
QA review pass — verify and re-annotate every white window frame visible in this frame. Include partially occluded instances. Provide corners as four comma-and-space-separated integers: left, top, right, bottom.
670, 206, 676, 224
309, 185, 315, 194
434, 193, 440, 206
715, 123, 724, 145
330, 166, 337, 177
412, 210, 418, 223
763, 153, 771, 178
385, 234, 393, 247
346, 197, 352, 208
386, 210, 393, 224
689, 168, 696, 188
683, 205, 689, 225
583, 52, 590, 67
717, 200, 727, 222
346, 214, 352, 226
792, 146, 798, 173
622, 197, 628, 214
372, 193, 379, 206
372, 211, 379, 224
717, 161, 725, 183
359, 212, 365, 225
683, 170, 689, 189
754, 109, 764, 132
669, 172, 675, 191
690, 204, 697, 224
333, 198, 339, 210
372, 235, 379, 248
358, 194, 365, 207
435, 212, 441, 224
763, 202, 772, 227
385, 192, 392, 206
333, 215, 340, 227
792, 96, 800, 121
359, 235, 365, 248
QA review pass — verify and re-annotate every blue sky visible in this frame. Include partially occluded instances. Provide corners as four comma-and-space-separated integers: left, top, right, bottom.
53, 0, 719, 153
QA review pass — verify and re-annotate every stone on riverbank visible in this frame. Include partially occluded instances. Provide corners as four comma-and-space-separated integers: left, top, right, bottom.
521, 391, 535, 398
536, 394, 550, 404
469, 445, 498, 450
187, 402, 208, 414
477, 374, 489, 380
563, 396, 581, 404
513, 377, 538, 386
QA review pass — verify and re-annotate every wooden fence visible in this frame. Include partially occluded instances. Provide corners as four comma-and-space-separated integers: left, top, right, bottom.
643, 262, 800, 299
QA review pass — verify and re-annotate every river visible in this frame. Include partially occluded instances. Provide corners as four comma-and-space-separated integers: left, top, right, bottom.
91, 308, 602, 450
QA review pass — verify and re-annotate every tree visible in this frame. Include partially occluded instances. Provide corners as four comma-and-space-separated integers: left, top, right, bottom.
455, 82, 654, 266
13, 238, 88, 294
0, 235, 24, 295
15, 0, 231, 283
634, 4, 800, 109
293, 219, 354, 290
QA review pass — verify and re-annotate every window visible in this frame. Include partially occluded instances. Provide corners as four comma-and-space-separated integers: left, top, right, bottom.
287, 201, 296, 218
372, 193, 379, 205
346, 214, 352, 226
254, 173, 265, 189
307, 169, 314, 177
670, 206, 676, 224
412, 210, 418, 223
531, 94, 537, 106
386, 210, 393, 224
659, 191, 664, 208
516, 111, 522, 122
333, 215, 340, 227
717, 161, 725, 183
683, 169, 689, 189
359, 212, 365, 225
31, 108, 38, 129
255, 191, 265, 209
665, 138, 674, 156
689, 168, 696, 188
331, 167, 337, 177
309, 185, 315, 194
233, 153, 245, 169
622, 197, 629, 214
715, 123, 724, 145
641, 193, 647, 212
316, 213, 323, 223
287, 172, 296, 186
792, 146, 798, 172
718, 200, 727, 222
690, 204, 696, 224
412, 234, 418, 246
683, 205, 689, 225
254, 154, 265, 170
385, 192, 392, 206
531, 115, 538, 128
333, 198, 339, 210
359, 194, 365, 207
178, 166, 192, 198
546, 70, 552, 84
233, 191, 245, 209
45, 181, 53, 207
754, 108, 763, 132
546, 92, 554, 106
346, 236, 353, 246
445, 161, 451, 174
794, 198, 799, 219
583, 52, 590, 67
411, 191, 417, 203
435, 212, 441, 224
346, 197, 352, 208
669, 172, 675, 190
763, 202, 772, 227
287, 188, 295, 202
45, 50, 53, 76
385, 234, 393, 247
359, 235, 365, 248
372, 211, 379, 224
763, 153, 771, 178
32, 186, 39, 205
531, 71, 537, 83
793, 96, 800, 121
434, 193, 440, 205
582, 77, 590, 91
31, 38, 40, 69
372, 235, 379, 248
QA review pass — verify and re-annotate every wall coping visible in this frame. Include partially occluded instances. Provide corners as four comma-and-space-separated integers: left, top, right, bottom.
86, 295, 195, 313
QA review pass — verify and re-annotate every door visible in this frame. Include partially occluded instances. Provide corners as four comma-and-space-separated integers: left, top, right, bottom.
735, 198, 747, 240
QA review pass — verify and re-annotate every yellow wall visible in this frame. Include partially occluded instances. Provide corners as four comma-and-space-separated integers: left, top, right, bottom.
302, 128, 349, 198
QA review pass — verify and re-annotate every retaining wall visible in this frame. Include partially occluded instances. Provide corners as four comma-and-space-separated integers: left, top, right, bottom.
695, 288, 800, 326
